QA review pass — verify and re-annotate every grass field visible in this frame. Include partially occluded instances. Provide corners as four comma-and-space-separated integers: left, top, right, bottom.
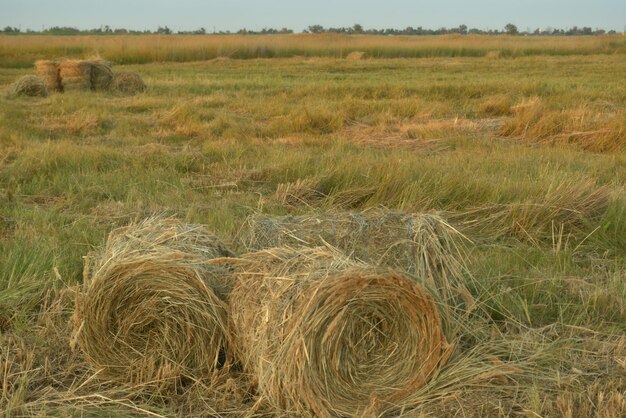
0, 35, 625, 416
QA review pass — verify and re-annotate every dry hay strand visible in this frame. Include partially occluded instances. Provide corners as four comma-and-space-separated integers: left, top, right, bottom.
34, 60, 62, 92
230, 247, 453, 417
74, 217, 235, 387
59, 60, 91, 92
240, 209, 471, 305
88, 59, 113, 91
5, 75, 48, 98
111, 72, 147, 95
346, 51, 367, 60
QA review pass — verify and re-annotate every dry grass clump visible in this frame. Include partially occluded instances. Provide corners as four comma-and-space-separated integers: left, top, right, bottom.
240, 209, 470, 304
34, 60, 62, 92
74, 217, 235, 386
346, 51, 367, 60
5, 75, 48, 98
111, 72, 147, 95
478, 94, 512, 117
455, 178, 611, 242
230, 247, 452, 417
499, 97, 626, 152
89, 59, 114, 91
59, 60, 92, 92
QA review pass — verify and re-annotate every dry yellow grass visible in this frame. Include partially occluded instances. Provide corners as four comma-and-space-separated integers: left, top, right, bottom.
75, 217, 235, 387
229, 247, 452, 417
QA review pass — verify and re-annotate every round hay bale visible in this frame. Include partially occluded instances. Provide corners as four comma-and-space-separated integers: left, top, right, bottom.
111, 72, 147, 95
75, 217, 235, 386
34, 60, 62, 92
346, 51, 367, 60
59, 60, 91, 92
89, 60, 113, 91
5, 75, 48, 98
230, 247, 453, 417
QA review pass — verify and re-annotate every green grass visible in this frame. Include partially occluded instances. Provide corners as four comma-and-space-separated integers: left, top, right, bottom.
0, 43, 625, 416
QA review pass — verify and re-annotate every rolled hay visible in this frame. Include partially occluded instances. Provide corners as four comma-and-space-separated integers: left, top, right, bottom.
88, 59, 113, 91
111, 72, 147, 95
230, 247, 453, 417
34, 60, 62, 92
74, 217, 236, 386
59, 60, 91, 92
346, 51, 367, 60
240, 210, 470, 304
5, 75, 48, 98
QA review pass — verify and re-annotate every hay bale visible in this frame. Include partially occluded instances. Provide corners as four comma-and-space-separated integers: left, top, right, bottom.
59, 60, 91, 92
230, 247, 452, 417
241, 210, 470, 304
111, 72, 147, 95
34, 60, 62, 92
5, 75, 48, 98
74, 217, 235, 386
346, 51, 367, 60
89, 59, 113, 91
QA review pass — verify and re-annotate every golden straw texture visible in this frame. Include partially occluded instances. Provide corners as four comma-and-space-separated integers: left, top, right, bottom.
230, 247, 452, 417
111, 72, 147, 95
241, 210, 470, 304
34, 60, 62, 92
5, 75, 48, 98
75, 217, 235, 387
59, 60, 91, 92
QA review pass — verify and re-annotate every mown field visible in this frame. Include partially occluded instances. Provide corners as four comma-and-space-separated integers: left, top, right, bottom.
0, 35, 625, 416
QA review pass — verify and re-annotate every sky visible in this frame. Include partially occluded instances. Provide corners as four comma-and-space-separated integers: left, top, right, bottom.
1, 0, 624, 32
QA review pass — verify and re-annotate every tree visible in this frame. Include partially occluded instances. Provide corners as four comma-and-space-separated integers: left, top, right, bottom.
504, 23, 518, 35
458, 24, 468, 35
156, 26, 172, 35
307, 25, 324, 34
353, 23, 363, 34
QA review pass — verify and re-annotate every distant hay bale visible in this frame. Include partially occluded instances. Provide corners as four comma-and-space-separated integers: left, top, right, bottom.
485, 50, 501, 60
59, 60, 91, 92
5, 75, 48, 98
230, 247, 452, 416
346, 51, 367, 60
88, 59, 113, 91
111, 72, 147, 95
241, 210, 470, 304
34, 60, 62, 92
74, 217, 235, 386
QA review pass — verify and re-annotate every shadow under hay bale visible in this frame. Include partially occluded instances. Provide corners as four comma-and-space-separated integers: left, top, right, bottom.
240, 210, 471, 304
74, 217, 236, 387
5, 75, 48, 98
230, 247, 453, 417
59, 60, 91, 92
89, 59, 113, 91
111, 72, 147, 95
35, 60, 62, 92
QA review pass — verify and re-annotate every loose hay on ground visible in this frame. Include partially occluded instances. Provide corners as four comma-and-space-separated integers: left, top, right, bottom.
74, 217, 235, 387
111, 72, 147, 95
5, 75, 48, 98
229, 247, 453, 417
59, 60, 91, 92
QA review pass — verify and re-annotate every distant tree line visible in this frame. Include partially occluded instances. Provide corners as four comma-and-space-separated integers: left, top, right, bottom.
0, 24, 620, 36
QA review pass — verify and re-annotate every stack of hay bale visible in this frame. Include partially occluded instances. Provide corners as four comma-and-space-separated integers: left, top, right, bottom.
5, 58, 145, 97
73, 211, 477, 416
